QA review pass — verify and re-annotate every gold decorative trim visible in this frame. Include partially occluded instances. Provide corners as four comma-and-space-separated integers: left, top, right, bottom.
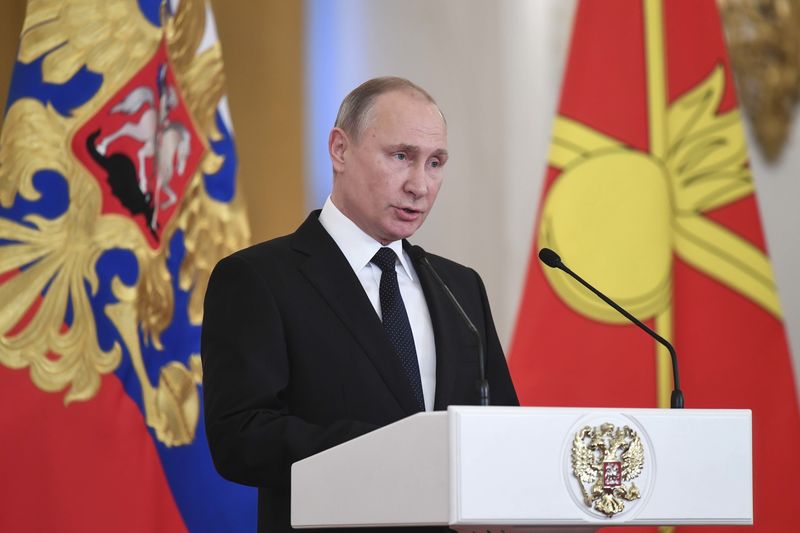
719, 0, 800, 162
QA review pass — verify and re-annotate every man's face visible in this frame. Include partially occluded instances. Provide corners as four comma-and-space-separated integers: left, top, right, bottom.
330, 90, 448, 245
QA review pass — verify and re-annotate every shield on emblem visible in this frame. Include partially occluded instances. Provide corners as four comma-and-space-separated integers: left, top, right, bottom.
73, 39, 205, 249
603, 460, 623, 489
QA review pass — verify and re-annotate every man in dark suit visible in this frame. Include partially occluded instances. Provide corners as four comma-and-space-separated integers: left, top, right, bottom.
202, 77, 518, 532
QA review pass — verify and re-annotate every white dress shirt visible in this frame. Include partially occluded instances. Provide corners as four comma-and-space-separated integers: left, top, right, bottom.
318, 196, 437, 411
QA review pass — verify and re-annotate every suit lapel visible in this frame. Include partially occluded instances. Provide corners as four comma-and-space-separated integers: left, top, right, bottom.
292, 213, 422, 415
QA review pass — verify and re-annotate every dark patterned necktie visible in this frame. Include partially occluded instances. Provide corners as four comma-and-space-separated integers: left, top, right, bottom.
371, 247, 425, 411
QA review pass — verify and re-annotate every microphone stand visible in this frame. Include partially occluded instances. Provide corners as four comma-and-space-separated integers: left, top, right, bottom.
539, 248, 684, 408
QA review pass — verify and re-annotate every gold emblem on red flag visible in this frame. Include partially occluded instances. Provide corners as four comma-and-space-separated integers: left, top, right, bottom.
538, 0, 784, 408
571, 423, 644, 517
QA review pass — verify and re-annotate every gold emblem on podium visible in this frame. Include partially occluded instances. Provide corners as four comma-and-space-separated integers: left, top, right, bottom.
571, 423, 644, 517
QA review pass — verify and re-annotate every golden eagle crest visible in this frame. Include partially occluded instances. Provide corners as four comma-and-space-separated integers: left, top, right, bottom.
571, 423, 645, 517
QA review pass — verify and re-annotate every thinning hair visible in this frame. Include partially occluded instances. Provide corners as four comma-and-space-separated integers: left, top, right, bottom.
334, 76, 444, 140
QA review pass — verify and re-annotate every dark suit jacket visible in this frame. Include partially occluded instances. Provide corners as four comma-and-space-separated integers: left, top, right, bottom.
201, 212, 518, 532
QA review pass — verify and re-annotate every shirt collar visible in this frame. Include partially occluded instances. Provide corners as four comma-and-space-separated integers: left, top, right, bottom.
318, 196, 415, 280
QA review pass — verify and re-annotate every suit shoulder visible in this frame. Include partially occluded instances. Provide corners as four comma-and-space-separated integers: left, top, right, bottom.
423, 250, 475, 273
422, 251, 482, 285
222, 211, 321, 267
230, 233, 295, 262
210, 233, 300, 288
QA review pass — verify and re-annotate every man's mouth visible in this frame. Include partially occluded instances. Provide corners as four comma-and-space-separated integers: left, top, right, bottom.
394, 206, 423, 220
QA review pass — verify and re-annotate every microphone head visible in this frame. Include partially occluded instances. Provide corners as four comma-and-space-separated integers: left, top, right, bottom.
408, 244, 427, 262
538, 248, 563, 268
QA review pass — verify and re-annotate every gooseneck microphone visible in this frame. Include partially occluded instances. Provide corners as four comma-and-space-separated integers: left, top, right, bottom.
409, 245, 490, 406
538, 248, 684, 409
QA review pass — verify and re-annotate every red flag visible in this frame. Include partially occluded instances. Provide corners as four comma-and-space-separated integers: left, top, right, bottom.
509, 0, 800, 531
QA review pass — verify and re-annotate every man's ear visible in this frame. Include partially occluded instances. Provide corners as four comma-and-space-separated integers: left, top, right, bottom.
329, 127, 349, 174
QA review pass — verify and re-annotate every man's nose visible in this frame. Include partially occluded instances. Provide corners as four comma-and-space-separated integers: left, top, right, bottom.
404, 162, 428, 197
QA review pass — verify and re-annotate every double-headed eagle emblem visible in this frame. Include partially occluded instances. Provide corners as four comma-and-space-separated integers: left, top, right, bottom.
571, 423, 644, 517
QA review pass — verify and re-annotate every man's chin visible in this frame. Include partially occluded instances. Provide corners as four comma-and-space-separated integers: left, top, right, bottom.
381, 221, 423, 244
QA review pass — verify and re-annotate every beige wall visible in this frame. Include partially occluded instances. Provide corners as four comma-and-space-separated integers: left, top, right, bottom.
0, 1, 25, 112
210, 0, 305, 242
0, 1, 304, 244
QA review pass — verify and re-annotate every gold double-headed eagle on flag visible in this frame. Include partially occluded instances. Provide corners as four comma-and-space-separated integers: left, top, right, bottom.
538, 1, 782, 407
0, 1, 248, 445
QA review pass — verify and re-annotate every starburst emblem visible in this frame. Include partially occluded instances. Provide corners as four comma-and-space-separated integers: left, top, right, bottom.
538, 1, 782, 407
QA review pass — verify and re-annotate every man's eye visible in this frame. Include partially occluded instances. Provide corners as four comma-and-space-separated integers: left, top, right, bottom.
394, 153, 407, 161
430, 159, 440, 168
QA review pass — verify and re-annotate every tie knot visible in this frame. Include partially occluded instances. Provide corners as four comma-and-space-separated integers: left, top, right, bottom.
371, 247, 398, 272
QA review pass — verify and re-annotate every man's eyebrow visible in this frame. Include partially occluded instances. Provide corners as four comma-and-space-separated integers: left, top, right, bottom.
387, 144, 449, 158
387, 143, 419, 153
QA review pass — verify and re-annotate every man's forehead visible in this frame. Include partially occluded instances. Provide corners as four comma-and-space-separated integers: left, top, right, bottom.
367, 90, 445, 128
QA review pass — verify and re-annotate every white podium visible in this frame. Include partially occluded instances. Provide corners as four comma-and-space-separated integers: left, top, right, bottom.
291, 406, 752, 531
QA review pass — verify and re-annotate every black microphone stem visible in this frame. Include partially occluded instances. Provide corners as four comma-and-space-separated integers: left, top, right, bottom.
541, 249, 684, 409
413, 249, 490, 406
